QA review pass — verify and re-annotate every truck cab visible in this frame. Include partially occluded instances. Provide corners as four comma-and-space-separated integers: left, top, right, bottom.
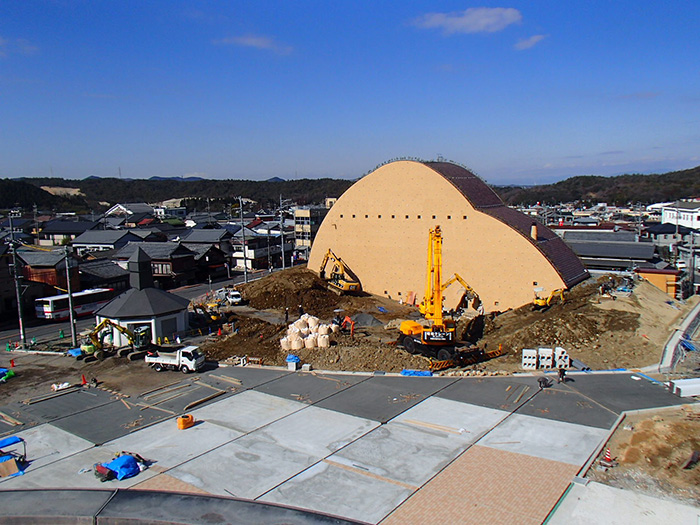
145, 345, 205, 373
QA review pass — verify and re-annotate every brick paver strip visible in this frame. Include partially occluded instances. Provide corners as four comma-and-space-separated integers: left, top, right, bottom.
131, 473, 211, 495
382, 445, 578, 524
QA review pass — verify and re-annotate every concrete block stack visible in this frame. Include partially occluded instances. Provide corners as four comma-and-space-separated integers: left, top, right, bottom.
538, 347, 554, 369
522, 346, 571, 370
521, 349, 538, 370
554, 346, 571, 369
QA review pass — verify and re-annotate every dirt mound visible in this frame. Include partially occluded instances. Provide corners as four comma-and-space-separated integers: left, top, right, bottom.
589, 405, 700, 505
473, 277, 692, 371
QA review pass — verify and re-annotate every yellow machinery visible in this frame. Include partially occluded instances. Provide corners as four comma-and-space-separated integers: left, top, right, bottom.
399, 226, 458, 361
533, 288, 566, 310
319, 249, 361, 294
441, 273, 481, 312
193, 303, 222, 323
81, 319, 151, 357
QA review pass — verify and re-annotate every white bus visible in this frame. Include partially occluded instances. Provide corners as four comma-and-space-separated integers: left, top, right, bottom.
35, 288, 115, 320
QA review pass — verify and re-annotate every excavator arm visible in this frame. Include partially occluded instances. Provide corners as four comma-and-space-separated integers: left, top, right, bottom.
318, 249, 361, 294
87, 319, 138, 350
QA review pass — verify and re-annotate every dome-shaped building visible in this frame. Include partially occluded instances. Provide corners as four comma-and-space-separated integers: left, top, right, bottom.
308, 161, 588, 312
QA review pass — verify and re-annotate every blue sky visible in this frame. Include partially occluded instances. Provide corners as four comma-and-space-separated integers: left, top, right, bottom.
1, 1, 698, 184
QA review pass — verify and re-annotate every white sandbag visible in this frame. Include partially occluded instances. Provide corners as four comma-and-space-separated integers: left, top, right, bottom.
294, 319, 308, 330
291, 338, 304, 350
331, 324, 340, 333
318, 324, 330, 335
317, 334, 330, 348
280, 337, 290, 350
307, 316, 319, 328
304, 337, 316, 349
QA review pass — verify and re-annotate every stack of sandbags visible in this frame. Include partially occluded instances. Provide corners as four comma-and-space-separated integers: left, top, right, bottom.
281, 313, 327, 350
318, 334, 330, 348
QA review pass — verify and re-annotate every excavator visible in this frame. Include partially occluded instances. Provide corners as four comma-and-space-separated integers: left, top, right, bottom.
399, 225, 461, 361
319, 249, 361, 295
533, 288, 566, 310
81, 319, 151, 358
441, 273, 481, 312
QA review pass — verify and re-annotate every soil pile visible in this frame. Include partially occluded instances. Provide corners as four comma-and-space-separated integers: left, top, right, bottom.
589, 405, 700, 505
204, 268, 694, 374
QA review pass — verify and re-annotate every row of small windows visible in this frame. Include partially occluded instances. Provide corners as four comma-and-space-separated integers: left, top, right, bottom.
339, 214, 467, 220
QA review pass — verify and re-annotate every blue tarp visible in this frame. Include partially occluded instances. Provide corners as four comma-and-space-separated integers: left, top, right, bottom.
0, 436, 22, 449
286, 354, 300, 363
102, 455, 140, 481
67, 348, 82, 357
680, 339, 697, 352
400, 369, 433, 377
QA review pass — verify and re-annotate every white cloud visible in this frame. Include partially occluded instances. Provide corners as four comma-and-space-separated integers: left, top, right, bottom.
0, 36, 39, 58
213, 35, 293, 55
413, 7, 522, 35
515, 34, 547, 50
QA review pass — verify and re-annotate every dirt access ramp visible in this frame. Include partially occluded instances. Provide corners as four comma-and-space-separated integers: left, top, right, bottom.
474, 277, 697, 372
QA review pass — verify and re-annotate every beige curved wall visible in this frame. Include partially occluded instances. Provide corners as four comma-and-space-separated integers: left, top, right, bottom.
308, 161, 566, 312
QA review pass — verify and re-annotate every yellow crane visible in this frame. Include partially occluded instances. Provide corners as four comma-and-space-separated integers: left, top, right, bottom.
319, 248, 361, 294
399, 225, 458, 361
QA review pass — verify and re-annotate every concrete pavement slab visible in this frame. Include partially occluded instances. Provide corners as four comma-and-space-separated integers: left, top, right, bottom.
167, 433, 318, 499
20, 388, 116, 423
0, 488, 114, 524
137, 382, 236, 414
209, 366, 291, 390
435, 375, 540, 411
0, 423, 93, 483
51, 400, 169, 445
548, 481, 700, 524
190, 390, 306, 433
478, 413, 608, 466
315, 375, 457, 423
255, 372, 369, 404
262, 459, 414, 524
98, 489, 364, 524
330, 398, 508, 486
106, 418, 243, 469
564, 372, 687, 413
1, 445, 157, 490
256, 406, 378, 457
519, 387, 619, 429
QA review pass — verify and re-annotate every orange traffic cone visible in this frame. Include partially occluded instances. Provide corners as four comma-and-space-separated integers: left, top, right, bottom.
604, 448, 612, 462
81, 374, 87, 386
217, 327, 222, 336
9, 359, 15, 368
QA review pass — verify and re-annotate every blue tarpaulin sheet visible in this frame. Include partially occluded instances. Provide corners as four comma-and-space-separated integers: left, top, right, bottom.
102, 455, 140, 480
286, 354, 300, 363
0, 436, 22, 449
400, 369, 433, 377
67, 348, 82, 357
681, 339, 697, 352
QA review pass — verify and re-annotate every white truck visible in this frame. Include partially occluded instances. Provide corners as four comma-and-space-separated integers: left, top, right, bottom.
144, 346, 205, 373
215, 287, 243, 306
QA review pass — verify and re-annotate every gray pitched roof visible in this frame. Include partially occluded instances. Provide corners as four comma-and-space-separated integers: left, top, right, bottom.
566, 241, 655, 260
181, 229, 232, 243
72, 230, 140, 245
115, 242, 194, 260
183, 243, 225, 260
95, 287, 190, 318
16, 248, 66, 267
79, 259, 129, 279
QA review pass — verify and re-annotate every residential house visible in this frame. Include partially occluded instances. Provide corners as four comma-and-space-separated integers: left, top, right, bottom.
183, 243, 228, 281
180, 229, 234, 256
16, 247, 80, 295
114, 242, 196, 289
294, 206, 328, 258
37, 219, 99, 247
104, 203, 155, 217
0, 244, 46, 321
71, 230, 146, 256
661, 200, 700, 229
635, 267, 682, 298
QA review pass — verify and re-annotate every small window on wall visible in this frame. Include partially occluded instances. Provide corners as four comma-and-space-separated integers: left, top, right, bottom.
447, 215, 452, 219
365, 215, 369, 218
352, 214, 356, 218
432, 215, 436, 219
463, 215, 467, 220
417, 215, 421, 219
378, 215, 382, 219
405, 215, 409, 219
340, 214, 344, 218
392, 215, 396, 219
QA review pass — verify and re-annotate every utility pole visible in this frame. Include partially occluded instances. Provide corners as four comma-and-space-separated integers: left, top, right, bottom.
64, 246, 78, 348
9, 210, 26, 347
280, 194, 285, 270
238, 196, 248, 283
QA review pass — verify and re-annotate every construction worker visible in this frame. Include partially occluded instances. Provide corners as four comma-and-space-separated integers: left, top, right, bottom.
298, 304, 304, 316
285, 307, 289, 324
558, 367, 567, 383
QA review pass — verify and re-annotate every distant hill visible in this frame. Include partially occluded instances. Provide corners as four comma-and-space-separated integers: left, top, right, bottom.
494, 165, 700, 206
5, 164, 699, 212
